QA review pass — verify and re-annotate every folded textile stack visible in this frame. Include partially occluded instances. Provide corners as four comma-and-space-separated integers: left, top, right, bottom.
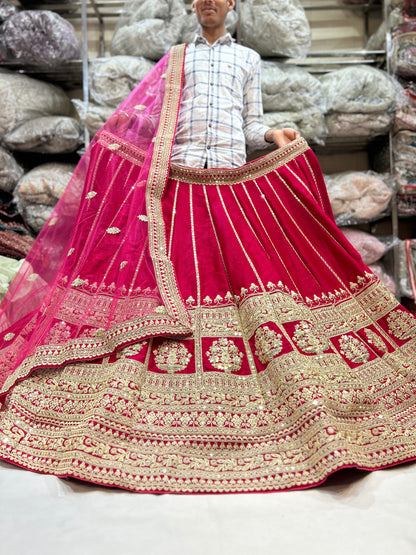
394, 86, 416, 132
240, 0, 311, 58
324, 171, 393, 225
0, 73, 82, 154
14, 163, 76, 232
72, 101, 114, 137
393, 130, 416, 215
391, 28, 416, 80
0, 10, 80, 67
111, 0, 186, 61
89, 56, 155, 107
0, 146, 23, 193
261, 62, 326, 142
320, 66, 396, 138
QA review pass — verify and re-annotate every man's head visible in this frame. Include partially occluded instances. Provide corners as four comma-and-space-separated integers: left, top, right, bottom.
192, 0, 236, 34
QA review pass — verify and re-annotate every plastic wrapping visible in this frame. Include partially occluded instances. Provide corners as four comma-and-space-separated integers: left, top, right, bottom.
110, 0, 186, 61
394, 85, 416, 132
391, 31, 416, 80
0, 146, 23, 192
14, 162, 76, 233
264, 109, 326, 143
89, 56, 155, 107
324, 171, 394, 226
0, 0, 17, 24
320, 66, 396, 114
368, 262, 396, 295
3, 116, 83, 153
325, 112, 392, 138
261, 62, 325, 112
0, 10, 80, 67
399, 239, 416, 298
240, 0, 311, 58
393, 130, 416, 215
339, 227, 387, 265
0, 255, 23, 300
0, 72, 75, 137
181, 9, 238, 44
367, 9, 404, 50
72, 100, 114, 137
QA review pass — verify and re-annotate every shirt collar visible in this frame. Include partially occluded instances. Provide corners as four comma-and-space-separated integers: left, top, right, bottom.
194, 32, 233, 47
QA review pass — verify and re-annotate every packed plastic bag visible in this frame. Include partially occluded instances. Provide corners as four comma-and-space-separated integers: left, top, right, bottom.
394, 85, 416, 132
368, 262, 396, 295
72, 100, 114, 137
391, 30, 416, 80
0, 146, 23, 192
325, 112, 392, 137
0, 0, 17, 24
0, 255, 23, 299
240, 0, 311, 58
324, 171, 394, 225
320, 66, 396, 114
0, 72, 75, 137
0, 10, 80, 67
89, 55, 155, 107
3, 116, 83, 153
111, 0, 186, 61
14, 162, 76, 232
339, 227, 387, 265
399, 239, 416, 298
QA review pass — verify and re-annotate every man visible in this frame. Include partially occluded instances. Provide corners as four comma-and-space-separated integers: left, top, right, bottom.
171, 0, 300, 168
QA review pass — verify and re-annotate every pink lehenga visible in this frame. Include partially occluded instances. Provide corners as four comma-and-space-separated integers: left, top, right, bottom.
1, 45, 416, 493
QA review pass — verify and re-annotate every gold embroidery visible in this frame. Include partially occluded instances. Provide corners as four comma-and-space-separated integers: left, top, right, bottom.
68, 248, 75, 256
106, 227, 121, 234
387, 310, 416, 340
117, 341, 146, 359
4, 333, 15, 341
134, 105, 146, 110
120, 261, 128, 269
363, 328, 387, 353
71, 277, 87, 287
338, 335, 370, 364
27, 273, 38, 282
153, 340, 191, 373
292, 321, 328, 354
138, 215, 148, 222
108, 143, 121, 151
254, 326, 283, 364
206, 338, 244, 373
86, 191, 97, 199
48, 217, 58, 226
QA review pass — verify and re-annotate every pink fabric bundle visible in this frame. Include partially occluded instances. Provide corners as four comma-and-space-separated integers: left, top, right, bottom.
340, 228, 386, 265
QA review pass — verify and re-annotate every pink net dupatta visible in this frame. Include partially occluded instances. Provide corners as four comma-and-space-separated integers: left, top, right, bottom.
0, 44, 191, 396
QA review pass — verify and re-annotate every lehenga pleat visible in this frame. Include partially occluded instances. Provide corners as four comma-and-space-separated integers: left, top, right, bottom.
1, 141, 416, 493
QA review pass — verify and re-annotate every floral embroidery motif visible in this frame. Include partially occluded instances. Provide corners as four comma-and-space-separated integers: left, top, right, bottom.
206, 338, 244, 373
363, 328, 387, 353
118, 342, 147, 359
106, 227, 121, 235
387, 310, 416, 340
338, 335, 370, 364
27, 273, 39, 282
154, 340, 191, 373
120, 261, 128, 270
134, 105, 146, 110
254, 326, 283, 364
4, 333, 15, 341
86, 191, 97, 199
48, 217, 58, 227
138, 215, 148, 222
71, 277, 87, 287
292, 321, 327, 354
108, 143, 121, 150
45, 321, 72, 344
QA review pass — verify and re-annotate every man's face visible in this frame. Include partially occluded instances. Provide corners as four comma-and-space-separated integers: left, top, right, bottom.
192, 0, 235, 29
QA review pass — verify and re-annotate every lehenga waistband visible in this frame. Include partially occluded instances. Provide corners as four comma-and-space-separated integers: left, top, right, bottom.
169, 138, 310, 185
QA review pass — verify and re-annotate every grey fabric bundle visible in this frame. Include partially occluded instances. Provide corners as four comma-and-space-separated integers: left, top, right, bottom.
0, 10, 80, 67
72, 100, 114, 136
111, 0, 186, 61
0, 72, 75, 138
240, 0, 311, 58
0, 0, 17, 25
3, 116, 83, 153
14, 163, 76, 232
261, 62, 326, 140
0, 146, 23, 192
320, 66, 396, 114
89, 55, 155, 107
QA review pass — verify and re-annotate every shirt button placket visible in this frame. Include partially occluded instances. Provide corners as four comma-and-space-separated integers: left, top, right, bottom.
206, 45, 214, 167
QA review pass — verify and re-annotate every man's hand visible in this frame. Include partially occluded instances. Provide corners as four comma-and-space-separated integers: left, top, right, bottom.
265, 128, 301, 148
